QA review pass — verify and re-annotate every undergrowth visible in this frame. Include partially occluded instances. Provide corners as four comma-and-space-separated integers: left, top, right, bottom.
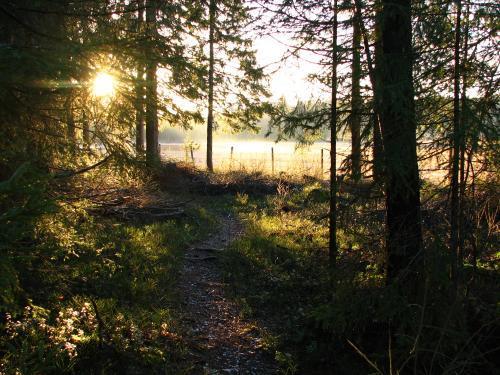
219, 181, 499, 374
0, 164, 216, 374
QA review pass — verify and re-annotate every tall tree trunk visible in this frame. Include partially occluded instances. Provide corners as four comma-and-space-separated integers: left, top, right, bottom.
65, 95, 75, 141
458, 0, 469, 277
379, 0, 422, 291
145, 0, 159, 166
329, 0, 339, 270
450, 0, 462, 282
135, 1, 145, 153
354, 0, 384, 183
82, 109, 90, 144
206, 0, 216, 172
136, 65, 146, 153
372, 1, 385, 184
350, 6, 362, 181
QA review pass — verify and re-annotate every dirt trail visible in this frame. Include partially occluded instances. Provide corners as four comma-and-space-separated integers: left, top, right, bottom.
178, 213, 278, 374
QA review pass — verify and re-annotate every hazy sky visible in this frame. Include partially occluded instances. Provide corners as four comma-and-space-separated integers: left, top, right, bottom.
253, 34, 327, 104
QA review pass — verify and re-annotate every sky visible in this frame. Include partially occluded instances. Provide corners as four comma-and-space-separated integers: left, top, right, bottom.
252, 32, 328, 104
163, 32, 326, 115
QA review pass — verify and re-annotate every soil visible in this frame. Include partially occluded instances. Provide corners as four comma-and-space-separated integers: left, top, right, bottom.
178, 212, 278, 374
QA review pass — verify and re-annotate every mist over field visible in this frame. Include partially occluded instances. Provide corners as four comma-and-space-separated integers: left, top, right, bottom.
159, 116, 352, 176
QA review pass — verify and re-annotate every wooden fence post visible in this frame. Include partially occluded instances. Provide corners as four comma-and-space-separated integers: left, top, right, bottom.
321, 148, 324, 175
271, 147, 275, 175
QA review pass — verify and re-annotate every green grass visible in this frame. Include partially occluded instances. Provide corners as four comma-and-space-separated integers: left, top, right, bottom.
217, 187, 364, 374
215, 180, 499, 375
1, 198, 217, 374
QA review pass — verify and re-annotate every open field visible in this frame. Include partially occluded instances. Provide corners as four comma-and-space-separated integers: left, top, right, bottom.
161, 141, 351, 177
161, 140, 452, 182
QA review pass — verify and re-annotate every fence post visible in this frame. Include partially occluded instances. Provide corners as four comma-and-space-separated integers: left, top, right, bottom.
230, 146, 234, 170
321, 148, 324, 175
271, 147, 275, 175
190, 145, 195, 165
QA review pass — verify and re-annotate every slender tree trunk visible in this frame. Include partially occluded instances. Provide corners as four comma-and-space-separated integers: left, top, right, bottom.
65, 95, 75, 141
350, 6, 362, 181
145, 0, 159, 165
354, 0, 384, 183
136, 65, 145, 153
206, 0, 216, 172
372, 112, 384, 182
372, 1, 384, 184
329, 0, 339, 270
450, 0, 462, 282
379, 0, 422, 291
135, 1, 145, 153
82, 109, 90, 144
458, 0, 469, 276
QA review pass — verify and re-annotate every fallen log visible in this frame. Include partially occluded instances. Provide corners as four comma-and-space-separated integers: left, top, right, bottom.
190, 247, 224, 252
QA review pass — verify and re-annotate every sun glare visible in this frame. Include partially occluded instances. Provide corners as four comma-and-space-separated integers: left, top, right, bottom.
92, 72, 115, 97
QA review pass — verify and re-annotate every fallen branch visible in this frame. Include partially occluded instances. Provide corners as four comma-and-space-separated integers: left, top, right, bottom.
191, 247, 224, 252
184, 255, 218, 261
53, 155, 112, 179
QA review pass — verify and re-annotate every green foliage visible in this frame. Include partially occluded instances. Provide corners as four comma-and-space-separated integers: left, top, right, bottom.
218, 181, 499, 374
0, 163, 53, 311
0, 177, 215, 373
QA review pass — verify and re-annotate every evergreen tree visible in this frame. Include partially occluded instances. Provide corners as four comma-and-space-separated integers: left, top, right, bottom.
350, 3, 362, 181
377, 0, 422, 290
198, 0, 269, 171
145, 0, 159, 165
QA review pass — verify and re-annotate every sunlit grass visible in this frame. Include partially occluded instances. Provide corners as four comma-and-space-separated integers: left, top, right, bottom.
162, 140, 450, 182
161, 141, 348, 178
1, 196, 217, 373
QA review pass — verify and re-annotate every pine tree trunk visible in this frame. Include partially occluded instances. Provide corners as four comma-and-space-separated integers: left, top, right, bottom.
450, 0, 462, 282
350, 7, 362, 181
135, 1, 145, 154
373, 1, 385, 184
136, 65, 145, 153
206, 0, 215, 172
82, 109, 90, 144
65, 95, 75, 141
329, 0, 338, 270
145, 0, 159, 166
379, 0, 422, 291
355, 0, 384, 183
458, 0, 469, 278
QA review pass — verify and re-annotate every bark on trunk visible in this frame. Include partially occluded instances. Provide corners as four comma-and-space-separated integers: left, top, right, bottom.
145, 0, 159, 165
206, 0, 216, 172
329, 0, 339, 270
65, 95, 75, 141
379, 0, 422, 291
136, 65, 145, 153
355, 0, 384, 183
135, 1, 145, 153
350, 7, 362, 181
450, 0, 462, 282
82, 109, 90, 144
458, 0, 469, 278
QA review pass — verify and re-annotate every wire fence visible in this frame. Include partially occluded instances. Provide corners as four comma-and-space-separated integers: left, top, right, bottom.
160, 141, 450, 182
160, 141, 351, 177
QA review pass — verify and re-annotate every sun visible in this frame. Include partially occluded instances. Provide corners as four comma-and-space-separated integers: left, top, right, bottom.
92, 72, 115, 97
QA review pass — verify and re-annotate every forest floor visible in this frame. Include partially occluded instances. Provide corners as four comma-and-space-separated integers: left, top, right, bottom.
2, 162, 497, 374
177, 211, 278, 374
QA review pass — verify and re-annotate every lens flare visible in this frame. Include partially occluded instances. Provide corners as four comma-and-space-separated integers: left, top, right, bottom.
92, 72, 115, 97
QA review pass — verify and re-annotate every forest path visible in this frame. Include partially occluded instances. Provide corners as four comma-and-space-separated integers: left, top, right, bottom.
178, 212, 278, 374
